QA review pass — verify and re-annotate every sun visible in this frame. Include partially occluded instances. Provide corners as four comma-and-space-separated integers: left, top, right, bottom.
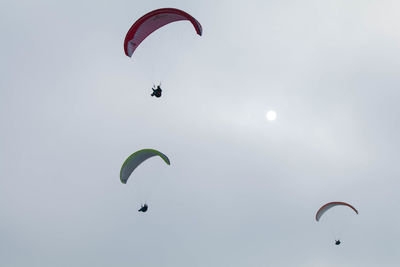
266, 110, 277, 121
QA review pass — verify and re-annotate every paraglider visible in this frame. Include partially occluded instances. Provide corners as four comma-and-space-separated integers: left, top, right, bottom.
123, 8, 202, 96
151, 84, 162, 97
120, 149, 170, 214
138, 204, 148, 212
316, 202, 358, 245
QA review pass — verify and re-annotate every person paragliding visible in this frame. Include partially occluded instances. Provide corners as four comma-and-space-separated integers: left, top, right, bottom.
120, 149, 170, 214
123, 8, 202, 97
151, 84, 162, 97
315, 202, 358, 246
138, 203, 148, 212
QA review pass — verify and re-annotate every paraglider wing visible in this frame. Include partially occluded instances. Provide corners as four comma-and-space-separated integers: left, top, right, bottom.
120, 149, 170, 184
315, 202, 358, 222
124, 8, 202, 57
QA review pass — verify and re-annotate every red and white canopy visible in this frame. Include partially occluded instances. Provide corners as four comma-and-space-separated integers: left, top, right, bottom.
315, 202, 358, 222
124, 8, 202, 57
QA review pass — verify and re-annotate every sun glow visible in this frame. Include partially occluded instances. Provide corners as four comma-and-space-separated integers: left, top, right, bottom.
266, 110, 277, 121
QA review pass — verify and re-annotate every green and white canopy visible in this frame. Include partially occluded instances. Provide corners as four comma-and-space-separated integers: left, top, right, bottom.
120, 149, 170, 184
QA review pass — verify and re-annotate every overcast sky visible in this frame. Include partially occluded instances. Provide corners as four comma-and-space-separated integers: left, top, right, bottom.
1, 0, 400, 266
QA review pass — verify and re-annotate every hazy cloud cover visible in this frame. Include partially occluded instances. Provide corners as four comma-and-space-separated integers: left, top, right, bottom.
1, 0, 400, 266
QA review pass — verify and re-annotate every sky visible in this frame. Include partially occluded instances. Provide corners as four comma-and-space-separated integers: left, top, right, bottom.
1, 0, 400, 266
